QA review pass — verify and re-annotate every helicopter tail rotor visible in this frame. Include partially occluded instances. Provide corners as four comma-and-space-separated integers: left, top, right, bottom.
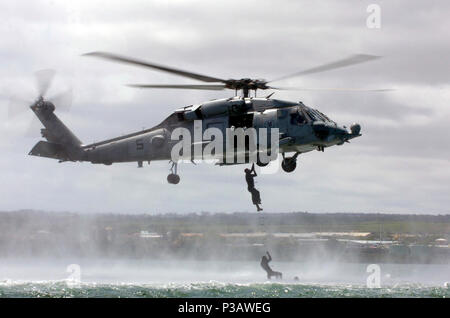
1, 70, 73, 137
35, 69, 56, 98
5, 70, 73, 116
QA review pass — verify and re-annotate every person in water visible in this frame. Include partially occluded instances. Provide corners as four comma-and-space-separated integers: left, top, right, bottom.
245, 163, 263, 211
260, 251, 282, 280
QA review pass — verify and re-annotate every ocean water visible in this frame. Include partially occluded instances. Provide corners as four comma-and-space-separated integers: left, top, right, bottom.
0, 260, 448, 298
1, 281, 448, 298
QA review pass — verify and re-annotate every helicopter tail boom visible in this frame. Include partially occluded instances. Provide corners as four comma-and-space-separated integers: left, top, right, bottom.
28, 99, 84, 162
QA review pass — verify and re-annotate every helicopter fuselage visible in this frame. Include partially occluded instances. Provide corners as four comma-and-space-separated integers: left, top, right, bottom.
29, 96, 361, 182
78, 96, 361, 165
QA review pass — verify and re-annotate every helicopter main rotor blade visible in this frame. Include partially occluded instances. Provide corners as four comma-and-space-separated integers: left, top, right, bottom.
127, 84, 227, 90
84, 52, 227, 83
270, 54, 381, 83
34, 69, 56, 97
270, 86, 393, 92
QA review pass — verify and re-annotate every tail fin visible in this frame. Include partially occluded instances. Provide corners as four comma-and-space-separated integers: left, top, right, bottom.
29, 141, 69, 160
29, 99, 83, 161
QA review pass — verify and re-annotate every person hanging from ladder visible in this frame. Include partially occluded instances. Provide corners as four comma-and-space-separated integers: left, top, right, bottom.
245, 163, 263, 211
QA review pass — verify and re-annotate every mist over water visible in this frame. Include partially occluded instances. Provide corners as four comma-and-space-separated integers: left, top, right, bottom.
0, 259, 449, 297
1, 258, 448, 285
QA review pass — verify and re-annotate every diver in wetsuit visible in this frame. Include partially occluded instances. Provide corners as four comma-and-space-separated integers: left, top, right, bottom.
245, 163, 262, 211
260, 251, 282, 280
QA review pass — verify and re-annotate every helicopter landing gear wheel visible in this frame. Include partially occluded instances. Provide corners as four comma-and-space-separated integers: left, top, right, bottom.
281, 152, 300, 173
167, 173, 180, 184
167, 161, 180, 184
281, 159, 296, 172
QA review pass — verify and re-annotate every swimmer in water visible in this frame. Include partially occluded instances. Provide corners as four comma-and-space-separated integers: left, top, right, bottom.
260, 251, 282, 280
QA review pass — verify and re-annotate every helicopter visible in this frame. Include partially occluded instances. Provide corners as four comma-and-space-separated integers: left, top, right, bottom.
27, 52, 389, 184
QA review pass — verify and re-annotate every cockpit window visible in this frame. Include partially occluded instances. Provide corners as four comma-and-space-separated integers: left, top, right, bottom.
312, 109, 326, 121
317, 110, 332, 122
317, 110, 336, 124
305, 108, 321, 121
304, 107, 333, 122
290, 111, 306, 125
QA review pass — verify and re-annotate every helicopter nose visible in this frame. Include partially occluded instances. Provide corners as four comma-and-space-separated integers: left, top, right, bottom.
334, 126, 349, 142
312, 122, 329, 140
341, 123, 362, 142
350, 123, 361, 135
332, 127, 345, 139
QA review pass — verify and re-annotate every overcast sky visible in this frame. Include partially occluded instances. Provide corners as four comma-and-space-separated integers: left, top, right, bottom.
0, 0, 449, 214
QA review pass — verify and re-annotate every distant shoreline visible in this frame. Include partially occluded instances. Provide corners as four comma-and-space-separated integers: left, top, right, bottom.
0, 210, 448, 264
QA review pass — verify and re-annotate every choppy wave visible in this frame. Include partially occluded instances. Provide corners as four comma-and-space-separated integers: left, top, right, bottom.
1, 260, 449, 297
0, 280, 448, 298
